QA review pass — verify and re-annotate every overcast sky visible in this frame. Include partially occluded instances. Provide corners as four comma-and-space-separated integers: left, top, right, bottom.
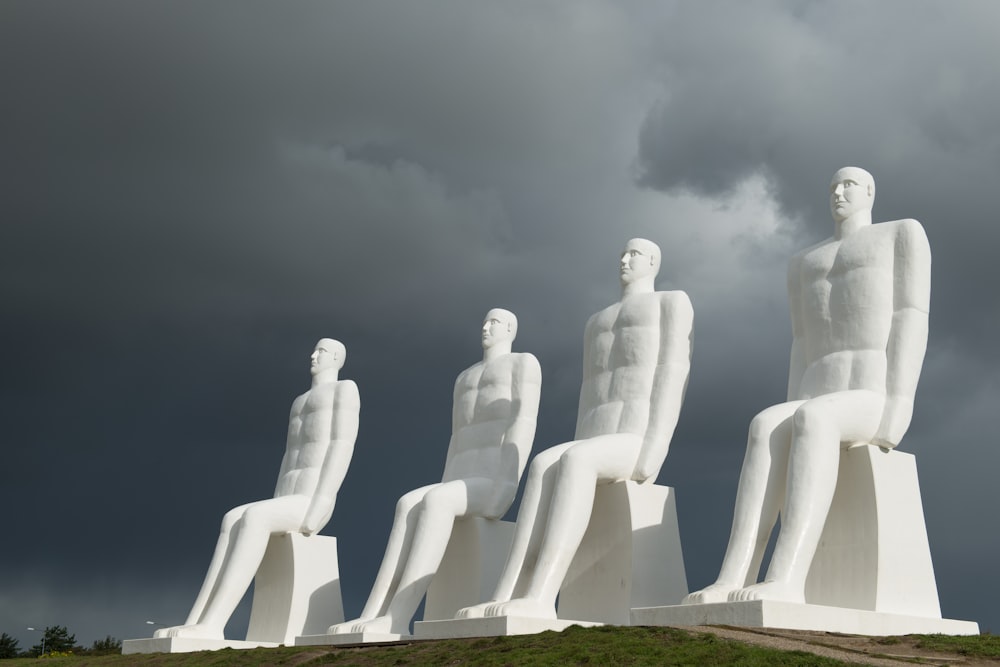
2, 1, 998, 647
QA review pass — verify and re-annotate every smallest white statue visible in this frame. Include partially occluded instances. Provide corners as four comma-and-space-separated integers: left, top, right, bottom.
156, 339, 360, 640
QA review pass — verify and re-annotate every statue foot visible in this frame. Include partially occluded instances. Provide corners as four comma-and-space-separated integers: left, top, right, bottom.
455, 601, 494, 619
327, 619, 367, 634
347, 616, 402, 635
157, 624, 224, 640
682, 582, 741, 605
484, 598, 556, 620
728, 580, 805, 604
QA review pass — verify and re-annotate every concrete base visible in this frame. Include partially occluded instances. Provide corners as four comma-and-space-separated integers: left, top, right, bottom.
557, 481, 687, 624
122, 637, 278, 655
415, 616, 600, 639
297, 631, 405, 645
631, 600, 979, 636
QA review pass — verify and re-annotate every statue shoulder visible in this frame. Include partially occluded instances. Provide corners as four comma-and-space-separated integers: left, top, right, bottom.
335, 379, 360, 407
509, 352, 542, 380
657, 290, 693, 322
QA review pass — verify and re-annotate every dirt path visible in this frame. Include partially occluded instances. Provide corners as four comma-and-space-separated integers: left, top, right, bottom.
682, 625, 993, 666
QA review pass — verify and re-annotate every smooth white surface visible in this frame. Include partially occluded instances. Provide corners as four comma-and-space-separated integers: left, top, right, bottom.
458, 240, 693, 622
154, 339, 359, 641
805, 445, 940, 616
632, 600, 979, 636
558, 481, 687, 624
327, 310, 541, 637
245, 533, 343, 644
423, 517, 515, 621
121, 638, 278, 654
685, 168, 934, 607
414, 616, 600, 640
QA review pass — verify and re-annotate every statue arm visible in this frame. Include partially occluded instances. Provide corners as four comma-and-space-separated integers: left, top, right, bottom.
274, 396, 304, 497
301, 381, 361, 535
440, 371, 467, 481
574, 315, 597, 439
633, 293, 693, 483
786, 254, 806, 401
490, 354, 542, 516
874, 220, 931, 448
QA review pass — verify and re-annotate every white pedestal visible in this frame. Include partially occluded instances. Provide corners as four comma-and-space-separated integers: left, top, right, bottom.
631, 600, 979, 636
246, 533, 344, 643
124, 533, 343, 654
423, 517, 515, 620
297, 518, 514, 646
558, 481, 687, 625
805, 445, 940, 615
634, 446, 980, 636
415, 616, 600, 640
412, 481, 686, 639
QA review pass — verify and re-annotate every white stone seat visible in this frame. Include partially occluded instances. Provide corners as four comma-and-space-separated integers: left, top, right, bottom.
804, 444, 940, 617
557, 480, 687, 625
246, 533, 344, 644
423, 517, 515, 621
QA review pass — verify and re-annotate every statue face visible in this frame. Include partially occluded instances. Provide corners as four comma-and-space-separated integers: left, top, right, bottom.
620, 239, 659, 284
829, 167, 874, 222
482, 309, 516, 350
310, 339, 342, 375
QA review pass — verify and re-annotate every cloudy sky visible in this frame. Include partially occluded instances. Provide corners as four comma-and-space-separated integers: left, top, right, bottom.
2, 0, 998, 647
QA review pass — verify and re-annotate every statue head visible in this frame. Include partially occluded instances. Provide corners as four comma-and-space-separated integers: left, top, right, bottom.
620, 238, 661, 286
481, 308, 518, 350
830, 166, 875, 223
311, 338, 346, 375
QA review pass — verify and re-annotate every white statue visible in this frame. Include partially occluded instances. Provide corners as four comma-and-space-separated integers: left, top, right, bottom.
458, 239, 693, 621
329, 309, 541, 636
156, 339, 360, 640
684, 167, 931, 605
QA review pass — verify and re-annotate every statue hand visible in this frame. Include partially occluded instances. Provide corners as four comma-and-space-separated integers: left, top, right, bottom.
874, 396, 913, 449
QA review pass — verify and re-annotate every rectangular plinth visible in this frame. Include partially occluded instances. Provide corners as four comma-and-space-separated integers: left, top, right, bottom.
414, 616, 601, 639
296, 631, 406, 646
630, 601, 979, 636
121, 637, 279, 655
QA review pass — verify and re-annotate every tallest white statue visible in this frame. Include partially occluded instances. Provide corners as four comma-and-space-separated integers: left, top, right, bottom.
685, 167, 932, 605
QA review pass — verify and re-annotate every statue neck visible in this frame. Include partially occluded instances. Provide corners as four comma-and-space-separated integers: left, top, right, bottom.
621, 277, 655, 299
311, 368, 340, 387
835, 210, 873, 239
483, 342, 512, 363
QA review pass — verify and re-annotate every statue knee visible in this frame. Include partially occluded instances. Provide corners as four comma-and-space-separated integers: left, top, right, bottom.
220, 507, 245, 533
238, 506, 275, 534
421, 487, 459, 518
395, 489, 425, 518
528, 449, 559, 479
792, 404, 832, 443
558, 449, 594, 482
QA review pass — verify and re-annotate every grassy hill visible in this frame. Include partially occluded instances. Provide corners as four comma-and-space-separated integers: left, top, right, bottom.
5, 625, 999, 666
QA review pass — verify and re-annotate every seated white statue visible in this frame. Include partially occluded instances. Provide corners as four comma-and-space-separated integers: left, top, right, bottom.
156, 339, 360, 640
684, 167, 931, 606
329, 309, 541, 636
458, 238, 693, 621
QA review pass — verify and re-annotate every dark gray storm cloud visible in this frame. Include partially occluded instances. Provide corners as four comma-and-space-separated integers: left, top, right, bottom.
1, 0, 997, 646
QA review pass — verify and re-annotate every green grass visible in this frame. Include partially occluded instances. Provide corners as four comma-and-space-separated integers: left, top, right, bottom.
7, 626, 999, 666
0, 626, 864, 666
914, 631, 1000, 659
